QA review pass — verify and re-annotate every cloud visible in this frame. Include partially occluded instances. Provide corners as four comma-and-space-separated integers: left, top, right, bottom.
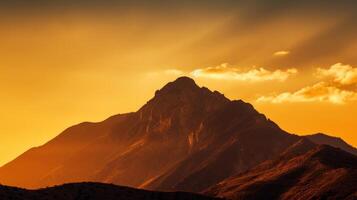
257, 82, 357, 104
274, 51, 290, 56
190, 63, 297, 82
316, 63, 357, 85
258, 63, 357, 104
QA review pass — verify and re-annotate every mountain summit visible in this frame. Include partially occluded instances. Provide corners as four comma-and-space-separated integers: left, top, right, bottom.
159, 76, 199, 92
142, 77, 229, 117
0, 77, 355, 196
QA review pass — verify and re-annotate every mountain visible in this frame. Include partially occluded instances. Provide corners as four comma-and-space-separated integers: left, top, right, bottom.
0, 77, 356, 194
306, 133, 357, 155
0, 182, 220, 200
0, 77, 298, 190
205, 141, 357, 200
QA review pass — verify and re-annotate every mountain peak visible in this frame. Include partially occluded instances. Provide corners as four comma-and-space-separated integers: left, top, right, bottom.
147, 76, 226, 105
140, 76, 229, 117
173, 76, 197, 86
136, 77, 230, 137
158, 76, 199, 94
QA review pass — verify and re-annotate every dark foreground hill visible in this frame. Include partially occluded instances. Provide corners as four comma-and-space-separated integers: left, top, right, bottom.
206, 140, 357, 200
0, 182, 220, 200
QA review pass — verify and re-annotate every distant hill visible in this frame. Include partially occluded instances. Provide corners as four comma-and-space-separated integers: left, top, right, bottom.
306, 133, 357, 155
0, 182, 220, 200
206, 140, 357, 200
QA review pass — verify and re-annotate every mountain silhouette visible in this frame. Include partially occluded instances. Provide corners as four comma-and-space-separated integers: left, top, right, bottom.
205, 141, 357, 200
0, 182, 220, 200
306, 133, 357, 155
0, 77, 356, 195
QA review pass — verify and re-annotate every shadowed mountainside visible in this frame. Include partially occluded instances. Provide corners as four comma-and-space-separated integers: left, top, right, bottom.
0, 77, 355, 194
0, 182, 220, 200
206, 140, 357, 200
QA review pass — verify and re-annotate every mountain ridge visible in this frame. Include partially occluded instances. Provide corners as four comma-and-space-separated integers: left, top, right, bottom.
306, 133, 357, 155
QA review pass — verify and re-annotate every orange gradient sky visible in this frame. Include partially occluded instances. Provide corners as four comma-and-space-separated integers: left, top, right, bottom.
1, 1, 357, 165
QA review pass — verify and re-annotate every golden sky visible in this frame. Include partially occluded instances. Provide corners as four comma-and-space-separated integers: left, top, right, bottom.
1, 0, 357, 165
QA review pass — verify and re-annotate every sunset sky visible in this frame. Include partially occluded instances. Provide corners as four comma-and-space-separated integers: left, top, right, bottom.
1, 0, 357, 166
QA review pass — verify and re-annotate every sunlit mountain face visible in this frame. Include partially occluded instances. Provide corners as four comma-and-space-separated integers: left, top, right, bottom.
0, 0, 356, 182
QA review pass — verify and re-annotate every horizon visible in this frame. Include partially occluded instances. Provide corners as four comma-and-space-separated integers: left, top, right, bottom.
1, 0, 357, 168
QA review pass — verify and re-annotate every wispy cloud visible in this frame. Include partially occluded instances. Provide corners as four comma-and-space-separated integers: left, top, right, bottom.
257, 82, 357, 104
316, 63, 357, 85
274, 51, 290, 56
190, 63, 297, 82
258, 63, 357, 104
